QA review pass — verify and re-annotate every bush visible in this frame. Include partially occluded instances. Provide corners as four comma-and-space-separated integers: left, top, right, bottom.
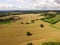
40, 18, 45, 20
27, 43, 33, 45
42, 42, 48, 45
0, 19, 11, 24
26, 22, 30, 24
0, 19, 4, 22
36, 19, 39, 21
9, 18, 14, 20
40, 24, 44, 28
31, 20, 35, 23
26, 32, 32, 36
21, 22, 24, 24
48, 42, 54, 45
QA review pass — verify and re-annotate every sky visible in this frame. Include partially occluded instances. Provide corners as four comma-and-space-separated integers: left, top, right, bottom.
0, 0, 60, 10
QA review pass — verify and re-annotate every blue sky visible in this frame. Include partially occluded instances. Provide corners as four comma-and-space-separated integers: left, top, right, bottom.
0, 0, 60, 10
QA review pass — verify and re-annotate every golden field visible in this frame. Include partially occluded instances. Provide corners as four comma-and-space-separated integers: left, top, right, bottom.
0, 14, 60, 45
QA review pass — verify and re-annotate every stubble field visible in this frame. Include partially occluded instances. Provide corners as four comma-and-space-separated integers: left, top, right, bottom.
0, 14, 60, 45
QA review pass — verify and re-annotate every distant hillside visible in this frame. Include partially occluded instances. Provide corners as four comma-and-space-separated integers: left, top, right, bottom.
0, 10, 60, 17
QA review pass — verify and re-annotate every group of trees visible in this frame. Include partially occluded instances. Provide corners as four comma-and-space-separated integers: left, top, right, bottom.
0, 16, 21, 22
0, 18, 14, 22
42, 12, 57, 18
0, 12, 22, 17
0, 16, 20, 24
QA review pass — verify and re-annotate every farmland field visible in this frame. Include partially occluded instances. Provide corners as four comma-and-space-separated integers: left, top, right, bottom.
50, 22, 60, 30
41, 15, 60, 24
0, 11, 60, 45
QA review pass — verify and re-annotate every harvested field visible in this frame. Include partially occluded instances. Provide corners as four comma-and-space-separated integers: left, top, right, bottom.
0, 13, 60, 45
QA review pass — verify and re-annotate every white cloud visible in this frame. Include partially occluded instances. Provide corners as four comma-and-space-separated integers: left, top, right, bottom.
0, 3, 19, 10
0, 3, 12, 10
0, 0, 60, 10
55, 0, 60, 4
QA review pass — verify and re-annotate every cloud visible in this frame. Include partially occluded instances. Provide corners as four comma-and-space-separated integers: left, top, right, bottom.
55, 0, 60, 4
32, 0, 60, 10
0, 3, 12, 10
0, 0, 60, 10
0, 3, 19, 10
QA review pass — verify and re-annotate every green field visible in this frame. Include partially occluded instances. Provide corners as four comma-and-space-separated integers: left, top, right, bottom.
41, 15, 60, 24
50, 22, 60, 30
0, 20, 12, 25
42, 42, 60, 45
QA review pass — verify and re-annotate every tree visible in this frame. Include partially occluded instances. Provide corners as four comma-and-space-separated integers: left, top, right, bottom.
0, 19, 4, 22
42, 42, 48, 45
40, 24, 44, 28
9, 18, 14, 20
31, 20, 35, 23
21, 22, 24, 24
26, 22, 30, 24
26, 32, 32, 36
27, 43, 33, 45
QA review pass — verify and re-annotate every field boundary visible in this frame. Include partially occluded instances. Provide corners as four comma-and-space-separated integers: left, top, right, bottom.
50, 25, 60, 30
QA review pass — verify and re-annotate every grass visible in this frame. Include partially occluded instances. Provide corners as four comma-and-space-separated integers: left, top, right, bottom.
0, 20, 12, 25
42, 42, 60, 45
50, 25, 60, 30
41, 15, 60, 24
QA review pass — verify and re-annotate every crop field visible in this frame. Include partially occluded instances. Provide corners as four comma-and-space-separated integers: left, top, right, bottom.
0, 11, 60, 45
50, 22, 60, 30
41, 15, 60, 24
